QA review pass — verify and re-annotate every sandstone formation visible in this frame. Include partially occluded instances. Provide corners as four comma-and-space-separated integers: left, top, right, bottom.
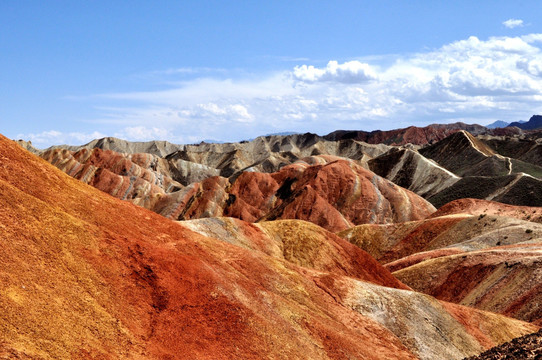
2, 135, 537, 359
339, 213, 542, 264
27, 124, 542, 211
43, 133, 390, 178
39, 143, 436, 232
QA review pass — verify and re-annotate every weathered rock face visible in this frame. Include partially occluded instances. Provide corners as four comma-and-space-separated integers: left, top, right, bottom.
47, 136, 182, 157
2, 135, 536, 359
42, 132, 391, 179
162, 157, 436, 232
45, 149, 435, 232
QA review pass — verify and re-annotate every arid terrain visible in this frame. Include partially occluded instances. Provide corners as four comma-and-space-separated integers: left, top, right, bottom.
4, 120, 542, 359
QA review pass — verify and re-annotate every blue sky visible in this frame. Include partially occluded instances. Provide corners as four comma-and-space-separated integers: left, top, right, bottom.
2, 1, 542, 147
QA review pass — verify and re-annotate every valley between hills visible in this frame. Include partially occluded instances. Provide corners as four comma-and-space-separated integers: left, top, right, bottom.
3, 119, 542, 359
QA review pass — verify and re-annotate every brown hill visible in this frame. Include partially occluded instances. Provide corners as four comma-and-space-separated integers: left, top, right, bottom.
324, 122, 489, 145
1, 135, 537, 359
393, 242, 542, 324
41, 148, 436, 232
41, 147, 183, 208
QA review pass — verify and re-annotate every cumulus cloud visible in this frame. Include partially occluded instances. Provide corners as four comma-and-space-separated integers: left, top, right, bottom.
45, 32, 542, 146
503, 19, 524, 29
293, 60, 378, 83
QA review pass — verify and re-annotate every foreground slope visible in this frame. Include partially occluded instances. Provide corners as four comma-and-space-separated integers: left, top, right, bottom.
339, 199, 542, 324
0, 135, 537, 359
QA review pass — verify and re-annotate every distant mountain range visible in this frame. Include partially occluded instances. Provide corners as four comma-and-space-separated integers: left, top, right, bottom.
486, 115, 542, 129
509, 115, 542, 130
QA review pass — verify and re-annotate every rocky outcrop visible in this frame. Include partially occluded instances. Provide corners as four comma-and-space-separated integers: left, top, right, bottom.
45, 133, 390, 178
2, 133, 536, 359
15, 139, 41, 154
161, 133, 389, 177
40, 147, 182, 208
464, 328, 542, 359
393, 243, 542, 324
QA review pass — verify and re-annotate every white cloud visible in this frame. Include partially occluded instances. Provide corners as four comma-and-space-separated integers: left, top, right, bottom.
47, 33, 542, 146
503, 19, 524, 29
293, 60, 378, 83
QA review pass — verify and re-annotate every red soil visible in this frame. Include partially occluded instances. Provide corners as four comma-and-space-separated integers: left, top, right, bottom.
431, 198, 542, 222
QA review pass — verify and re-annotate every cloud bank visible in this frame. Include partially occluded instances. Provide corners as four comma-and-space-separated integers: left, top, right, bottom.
22, 33, 542, 147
